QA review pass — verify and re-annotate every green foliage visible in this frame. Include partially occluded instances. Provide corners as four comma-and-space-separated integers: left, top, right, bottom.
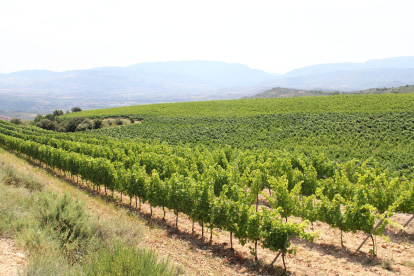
35, 192, 97, 260
64, 93, 414, 118
76, 119, 93, 131
0, 161, 43, 191
115, 118, 123, 125
0, 158, 174, 275
36, 119, 65, 132
93, 119, 103, 129
2, 92, 414, 262
72, 107, 82, 112
84, 240, 176, 276
10, 118, 23, 125
45, 113, 56, 121
53, 109, 64, 117
65, 116, 86, 132
34, 114, 44, 122
93, 111, 414, 177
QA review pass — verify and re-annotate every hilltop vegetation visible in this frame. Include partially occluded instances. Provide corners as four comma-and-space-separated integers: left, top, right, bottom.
245, 85, 414, 99
64, 93, 414, 119
349, 84, 414, 95
243, 87, 335, 98
60, 93, 414, 177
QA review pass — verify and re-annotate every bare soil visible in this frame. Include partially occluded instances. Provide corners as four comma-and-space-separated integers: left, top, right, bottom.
0, 238, 26, 276
1, 148, 414, 276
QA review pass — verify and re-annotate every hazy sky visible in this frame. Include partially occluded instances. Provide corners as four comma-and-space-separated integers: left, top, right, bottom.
1, 0, 413, 74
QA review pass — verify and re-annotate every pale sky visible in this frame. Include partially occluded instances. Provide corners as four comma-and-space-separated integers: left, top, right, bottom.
0, 0, 413, 74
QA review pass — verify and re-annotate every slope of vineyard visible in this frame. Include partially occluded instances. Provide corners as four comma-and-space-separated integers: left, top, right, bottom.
2, 92, 414, 274
79, 94, 414, 177
64, 93, 414, 118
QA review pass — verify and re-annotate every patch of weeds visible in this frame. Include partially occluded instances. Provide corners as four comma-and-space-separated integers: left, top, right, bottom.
83, 239, 177, 276
363, 256, 378, 266
0, 161, 43, 191
402, 259, 414, 268
381, 259, 393, 271
94, 214, 143, 246
35, 192, 99, 262
115, 118, 123, 125
0, 157, 178, 275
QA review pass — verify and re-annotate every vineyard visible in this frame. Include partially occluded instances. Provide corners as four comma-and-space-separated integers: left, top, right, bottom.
1, 100, 414, 273
64, 93, 414, 118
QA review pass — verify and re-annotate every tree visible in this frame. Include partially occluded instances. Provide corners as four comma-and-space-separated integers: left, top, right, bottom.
36, 119, 65, 132
65, 117, 86, 132
93, 119, 103, 129
53, 110, 64, 117
34, 114, 44, 123
45, 114, 56, 121
76, 119, 93, 131
71, 107, 82, 113
10, 118, 23, 125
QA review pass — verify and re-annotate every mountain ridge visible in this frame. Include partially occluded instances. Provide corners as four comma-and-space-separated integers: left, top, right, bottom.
2, 57, 414, 119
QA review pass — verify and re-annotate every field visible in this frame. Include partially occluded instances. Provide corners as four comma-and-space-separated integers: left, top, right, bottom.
65, 93, 414, 118
1, 93, 414, 275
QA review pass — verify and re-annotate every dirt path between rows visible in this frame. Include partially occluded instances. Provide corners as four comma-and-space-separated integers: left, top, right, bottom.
0, 238, 25, 276
1, 148, 414, 275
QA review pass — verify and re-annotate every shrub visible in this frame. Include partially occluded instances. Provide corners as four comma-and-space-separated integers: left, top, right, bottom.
71, 107, 82, 113
84, 240, 176, 276
36, 119, 65, 132
93, 119, 103, 129
76, 119, 93, 131
65, 117, 86, 132
0, 162, 43, 191
115, 118, 123, 125
10, 118, 23, 125
45, 114, 55, 121
53, 110, 64, 117
34, 114, 44, 123
35, 192, 97, 261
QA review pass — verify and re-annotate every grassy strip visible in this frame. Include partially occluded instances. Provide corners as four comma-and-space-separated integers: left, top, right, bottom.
0, 158, 177, 276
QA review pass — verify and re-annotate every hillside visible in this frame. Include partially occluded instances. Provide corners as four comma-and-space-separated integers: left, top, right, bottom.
350, 84, 414, 94
65, 93, 414, 118
61, 93, 414, 177
2, 57, 414, 120
243, 87, 335, 98
246, 84, 414, 99
2, 92, 414, 275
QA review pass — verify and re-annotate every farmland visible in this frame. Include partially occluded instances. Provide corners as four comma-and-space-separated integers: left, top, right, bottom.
1, 93, 414, 274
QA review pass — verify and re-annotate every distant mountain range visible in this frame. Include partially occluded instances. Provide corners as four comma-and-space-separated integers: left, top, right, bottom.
1, 57, 414, 119
0, 61, 278, 93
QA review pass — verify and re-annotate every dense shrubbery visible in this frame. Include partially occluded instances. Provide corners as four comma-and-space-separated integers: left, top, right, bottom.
10, 118, 23, 125
36, 119, 65, 132
93, 119, 103, 129
33, 114, 101, 132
